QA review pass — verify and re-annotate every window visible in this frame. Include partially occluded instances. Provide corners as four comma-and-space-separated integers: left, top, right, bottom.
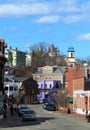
71, 52, 73, 57
50, 84, 52, 88
14, 87, 18, 91
56, 83, 59, 88
9, 87, 13, 91
46, 77, 47, 79
4, 87, 8, 90
49, 76, 51, 79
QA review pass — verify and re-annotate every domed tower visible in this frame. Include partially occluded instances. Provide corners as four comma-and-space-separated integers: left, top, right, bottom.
67, 46, 76, 67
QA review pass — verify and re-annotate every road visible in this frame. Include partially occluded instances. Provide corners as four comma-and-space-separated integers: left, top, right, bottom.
1, 104, 90, 130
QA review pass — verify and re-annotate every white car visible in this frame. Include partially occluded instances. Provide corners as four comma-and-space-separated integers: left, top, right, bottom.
21, 110, 36, 121
18, 105, 30, 116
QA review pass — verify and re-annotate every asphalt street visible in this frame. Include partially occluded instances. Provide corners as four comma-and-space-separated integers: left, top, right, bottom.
0, 104, 90, 130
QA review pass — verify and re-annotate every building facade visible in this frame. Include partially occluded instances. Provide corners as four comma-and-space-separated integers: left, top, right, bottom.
5, 47, 26, 67
21, 78, 39, 104
65, 64, 90, 115
33, 65, 65, 102
0, 39, 7, 119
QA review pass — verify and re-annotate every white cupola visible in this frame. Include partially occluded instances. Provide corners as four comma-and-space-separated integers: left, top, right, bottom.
67, 46, 76, 67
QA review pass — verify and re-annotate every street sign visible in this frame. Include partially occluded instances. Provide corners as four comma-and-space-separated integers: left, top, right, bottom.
69, 98, 73, 103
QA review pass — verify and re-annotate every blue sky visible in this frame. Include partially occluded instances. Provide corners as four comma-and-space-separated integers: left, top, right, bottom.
0, 0, 90, 59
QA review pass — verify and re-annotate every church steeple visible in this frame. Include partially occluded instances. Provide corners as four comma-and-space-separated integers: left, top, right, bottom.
67, 46, 76, 67
68, 46, 75, 58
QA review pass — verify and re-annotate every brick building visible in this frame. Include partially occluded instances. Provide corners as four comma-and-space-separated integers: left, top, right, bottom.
65, 64, 90, 115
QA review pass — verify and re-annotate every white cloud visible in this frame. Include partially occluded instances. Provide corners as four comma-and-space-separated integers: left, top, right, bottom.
0, 0, 82, 16
63, 13, 90, 24
63, 15, 81, 24
0, 3, 51, 16
37, 15, 61, 23
76, 33, 90, 41
0, 0, 90, 24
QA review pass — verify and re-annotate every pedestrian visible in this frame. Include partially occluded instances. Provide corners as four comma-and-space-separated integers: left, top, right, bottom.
13, 103, 18, 114
2, 103, 7, 118
9, 102, 14, 115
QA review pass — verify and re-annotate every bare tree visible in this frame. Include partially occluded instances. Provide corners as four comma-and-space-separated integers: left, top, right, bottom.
31, 42, 49, 68
57, 89, 68, 108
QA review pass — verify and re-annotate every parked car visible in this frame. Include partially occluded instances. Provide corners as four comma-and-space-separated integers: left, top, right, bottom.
42, 101, 56, 111
18, 104, 30, 116
42, 102, 49, 109
33, 99, 41, 104
21, 110, 36, 121
87, 113, 90, 123
43, 98, 49, 103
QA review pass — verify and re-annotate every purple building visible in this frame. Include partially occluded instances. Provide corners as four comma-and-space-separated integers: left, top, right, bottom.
37, 80, 61, 101
33, 65, 66, 102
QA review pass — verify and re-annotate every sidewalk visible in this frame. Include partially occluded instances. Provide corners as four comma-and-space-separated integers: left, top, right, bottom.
57, 108, 86, 120
0, 108, 22, 128
71, 112, 86, 119
59, 111, 86, 120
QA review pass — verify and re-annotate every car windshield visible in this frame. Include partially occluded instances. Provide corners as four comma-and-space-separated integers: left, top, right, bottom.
21, 107, 28, 109
24, 110, 35, 114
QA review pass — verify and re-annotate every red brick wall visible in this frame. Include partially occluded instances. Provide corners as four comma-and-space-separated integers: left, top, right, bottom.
65, 64, 84, 95
65, 64, 85, 110
65, 67, 75, 97
74, 78, 84, 90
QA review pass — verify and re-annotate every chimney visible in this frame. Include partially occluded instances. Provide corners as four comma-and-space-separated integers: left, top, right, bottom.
76, 64, 80, 70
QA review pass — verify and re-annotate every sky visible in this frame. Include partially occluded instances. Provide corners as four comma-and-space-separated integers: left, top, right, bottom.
0, 0, 90, 60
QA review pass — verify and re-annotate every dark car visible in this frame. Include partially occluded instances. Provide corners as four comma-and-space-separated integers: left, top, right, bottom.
42, 102, 49, 109
42, 101, 56, 111
43, 98, 49, 103
87, 113, 90, 122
